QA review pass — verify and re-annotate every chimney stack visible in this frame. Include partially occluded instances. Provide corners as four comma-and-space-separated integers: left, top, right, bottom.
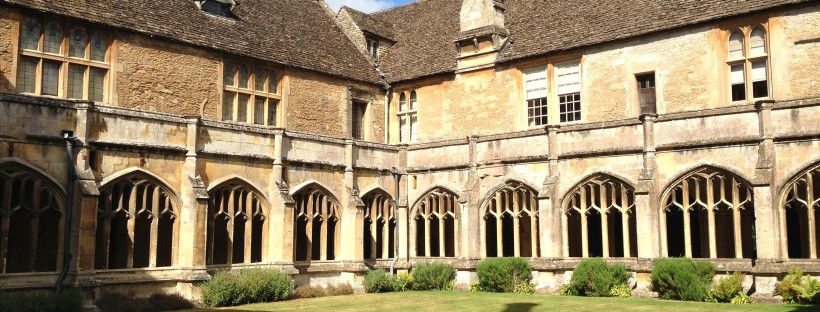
455, 0, 508, 72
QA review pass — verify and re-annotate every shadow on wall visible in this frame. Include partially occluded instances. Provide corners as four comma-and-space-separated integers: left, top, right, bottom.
0, 72, 11, 92
503, 302, 539, 312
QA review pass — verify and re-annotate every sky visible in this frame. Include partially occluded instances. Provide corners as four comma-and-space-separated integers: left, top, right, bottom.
325, 0, 415, 13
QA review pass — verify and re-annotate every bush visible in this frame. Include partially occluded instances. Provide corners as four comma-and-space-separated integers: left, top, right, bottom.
513, 282, 535, 294
201, 268, 292, 307
364, 269, 398, 293
566, 259, 630, 297
326, 284, 354, 296
776, 268, 820, 304
709, 272, 746, 304
651, 258, 715, 302
294, 284, 354, 299
559, 284, 577, 296
412, 263, 456, 291
609, 284, 632, 298
476, 258, 532, 293
395, 271, 414, 291
0, 289, 84, 312
96, 293, 195, 312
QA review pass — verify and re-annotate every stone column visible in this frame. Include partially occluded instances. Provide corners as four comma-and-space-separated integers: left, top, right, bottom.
636, 114, 659, 259
539, 125, 560, 258
268, 131, 295, 262
462, 136, 481, 258
176, 117, 209, 269
753, 101, 777, 260
73, 102, 101, 275
340, 139, 362, 261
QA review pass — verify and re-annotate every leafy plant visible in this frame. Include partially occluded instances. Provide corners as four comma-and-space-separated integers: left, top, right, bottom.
364, 269, 398, 293
566, 259, 630, 297
96, 293, 195, 312
774, 268, 820, 304
609, 283, 632, 298
513, 282, 536, 294
709, 272, 745, 303
651, 258, 715, 301
476, 258, 532, 293
559, 284, 578, 296
0, 289, 84, 312
412, 263, 456, 291
201, 269, 292, 307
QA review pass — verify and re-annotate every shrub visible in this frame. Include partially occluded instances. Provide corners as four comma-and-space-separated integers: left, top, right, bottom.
201, 268, 292, 307
96, 293, 195, 312
326, 284, 354, 296
566, 259, 630, 297
651, 258, 715, 302
476, 258, 532, 293
709, 272, 746, 304
559, 284, 577, 296
294, 285, 326, 299
411, 263, 456, 291
395, 271, 414, 292
0, 289, 84, 312
776, 268, 820, 304
364, 269, 397, 293
513, 282, 535, 294
609, 284, 632, 298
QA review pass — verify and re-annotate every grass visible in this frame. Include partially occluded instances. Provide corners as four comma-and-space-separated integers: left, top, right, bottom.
187, 291, 818, 312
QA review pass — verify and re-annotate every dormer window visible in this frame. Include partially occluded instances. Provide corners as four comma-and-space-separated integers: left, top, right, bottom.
366, 37, 379, 61
195, 0, 236, 18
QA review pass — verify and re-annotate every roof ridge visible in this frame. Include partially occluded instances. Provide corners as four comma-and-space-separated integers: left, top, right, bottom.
370, 0, 433, 15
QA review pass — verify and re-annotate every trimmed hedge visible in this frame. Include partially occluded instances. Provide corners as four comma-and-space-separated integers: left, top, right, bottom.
566, 258, 630, 297
0, 289, 84, 312
96, 293, 195, 312
651, 258, 715, 301
201, 268, 292, 307
364, 269, 398, 293
476, 257, 532, 293
411, 263, 455, 291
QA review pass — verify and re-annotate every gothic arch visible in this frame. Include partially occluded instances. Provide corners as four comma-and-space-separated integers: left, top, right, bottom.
659, 166, 756, 259
561, 174, 637, 258
206, 177, 269, 265
0, 160, 66, 273
778, 161, 820, 259
95, 169, 182, 270
410, 187, 459, 258
361, 188, 396, 260
480, 180, 540, 258
292, 183, 341, 261
479, 178, 541, 212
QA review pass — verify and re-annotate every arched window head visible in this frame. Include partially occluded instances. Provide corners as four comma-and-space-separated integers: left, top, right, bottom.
750, 27, 766, 56
410, 91, 418, 110
728, 31, 745, 59
399, 92, 407, 111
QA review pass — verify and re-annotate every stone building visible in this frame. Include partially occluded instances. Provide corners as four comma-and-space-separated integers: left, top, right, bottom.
0, 0, 819, 302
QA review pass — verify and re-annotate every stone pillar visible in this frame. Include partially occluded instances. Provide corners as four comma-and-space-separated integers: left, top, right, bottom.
268, 132, 295, 262
754, 101, 778, 260
462, 136, 482, 258
72, 103, 101, 275
540, 125, 560, 258
176, 117, 209, 269
340, 139, 362, 261
636, 114, 659, 259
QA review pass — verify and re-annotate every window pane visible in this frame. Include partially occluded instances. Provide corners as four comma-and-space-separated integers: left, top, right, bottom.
750, 28, 766, 56
268, 71, 279, 94
238, 64, 250, 89
730, 64, 745, 84
237, 94, 250, 123
254, 97, 265, 125
43, 22, 62, 54
524, 67, 547, 99
69, 27, 88, 58
21, 18, 41, 51
90, 31, 109, 62
410, 114, 417, 142
399, 116, 407, 142
732, 84, 746, 102
399, 92, 406, 112
222, 92, 234, 121
559, 92, 581, 123
41, 60, 60, 96
223, 62, 235, 86
731, 64, 746, 101
68, 64, 86, 99
527, 98, 548, 126
268, 99, 278, 126
728, 31, 744, 59
254, 68, 266, 92
17, 57, 38, 93
557, 61, 580, 95
752, 61, 768, 98
410, 91, 417, 110
89, 68, 106, 102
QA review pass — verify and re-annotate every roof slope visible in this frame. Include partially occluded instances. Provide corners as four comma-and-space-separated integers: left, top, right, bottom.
375, 0, 812, 83
372, 0, 461, 83
5, 0, 382, 83
341, 6, 396, 41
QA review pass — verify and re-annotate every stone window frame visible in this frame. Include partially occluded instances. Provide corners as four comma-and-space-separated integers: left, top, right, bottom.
523, 66, 548, 127
779, 163, 820, 260
362, 190, 396, 260
16, 14, 113, 102
520, 56, 585, 128
397, 90, 418, 143
0, 162, 65, 274
410, 187, 459, 258
220, 59, 282, 127
724, 23, 770, 103
293, 186, 342, 262
659, 167, 756, 259
366, 36, 380, 61
206, 180, 269, 266
556, 60, 582, 123
481, 181, 540, 258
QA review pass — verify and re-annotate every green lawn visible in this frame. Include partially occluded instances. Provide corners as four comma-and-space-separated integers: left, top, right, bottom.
189, 291, 817, 312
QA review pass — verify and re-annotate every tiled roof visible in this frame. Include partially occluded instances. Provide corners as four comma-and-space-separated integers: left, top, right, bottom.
4, 0, 382, 83
340, 6, 395, 41
374, 0, 812, 83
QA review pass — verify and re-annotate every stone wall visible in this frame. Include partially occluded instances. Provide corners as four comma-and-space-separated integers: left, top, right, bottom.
0, 6, 16, 93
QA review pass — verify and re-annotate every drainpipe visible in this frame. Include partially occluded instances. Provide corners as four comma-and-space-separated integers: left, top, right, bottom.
56, 130, 77, 292
389, 167, 402, 275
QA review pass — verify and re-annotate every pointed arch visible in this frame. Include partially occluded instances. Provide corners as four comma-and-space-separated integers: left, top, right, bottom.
561, 173, 637, 258
659, 166, 755, 260
361, 188, 396, 260
480, 180, 539, 258
206, 177, 270, 265
95, 169, 181, 270
0, 160, 66, 273
779, 162, 820, 259
410, 187, 459, 258
292, 183, 341, 261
